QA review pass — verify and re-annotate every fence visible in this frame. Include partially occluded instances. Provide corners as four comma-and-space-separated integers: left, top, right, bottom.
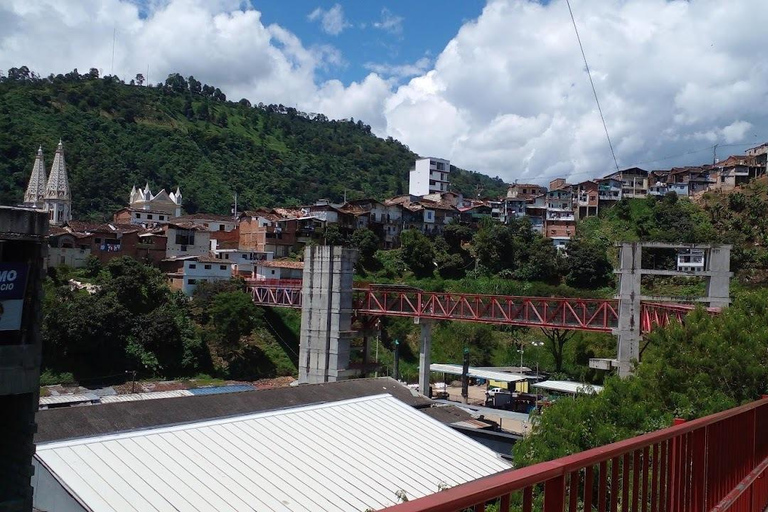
382, 397, 768, 512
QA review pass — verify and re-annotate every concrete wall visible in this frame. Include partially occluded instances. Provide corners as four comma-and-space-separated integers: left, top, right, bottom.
0, 206, 47, 511
47, 247, 91, 268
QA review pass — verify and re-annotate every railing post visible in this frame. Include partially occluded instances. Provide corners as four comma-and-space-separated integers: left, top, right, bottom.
544, 474, 565, 512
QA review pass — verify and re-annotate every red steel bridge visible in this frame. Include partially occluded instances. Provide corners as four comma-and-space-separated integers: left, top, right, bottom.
247, 279, 710, 333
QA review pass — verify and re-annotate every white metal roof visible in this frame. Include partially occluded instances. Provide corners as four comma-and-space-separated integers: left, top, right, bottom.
430, 363, 527, 383
35, 394, 509, 512
98, 390, 194, 403
532, 380, 604, 395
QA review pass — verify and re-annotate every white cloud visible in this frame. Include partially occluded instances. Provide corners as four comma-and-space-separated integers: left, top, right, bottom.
364, 57, 430, 80
373, 8, 404, 36
307, 4, 349, 36
381, 0, 768, 183
2, 0, 768, 186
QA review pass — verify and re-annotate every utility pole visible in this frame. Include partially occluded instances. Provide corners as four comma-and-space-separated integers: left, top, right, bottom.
713, 144, 719, 165
461, 347, 470, 404
393, 339, 400, 382
232, 192, 238, 220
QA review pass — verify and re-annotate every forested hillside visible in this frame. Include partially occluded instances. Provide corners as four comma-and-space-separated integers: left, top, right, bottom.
0, 67, 506, 219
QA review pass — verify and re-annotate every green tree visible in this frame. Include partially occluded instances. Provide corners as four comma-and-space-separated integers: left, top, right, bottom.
209, 291, 261, 345
400, 229, 436, 278
351, 227, 380, 267
323, 224, 347, 245
565, 238, 613, 289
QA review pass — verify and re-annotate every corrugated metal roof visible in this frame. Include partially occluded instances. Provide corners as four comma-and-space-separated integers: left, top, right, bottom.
532, 380, 603, 395
99, 390, 194, 403
187, 384, 255, 396
36, 394, 509, 511
39, 394, 99, 407
430, 363, 527, 383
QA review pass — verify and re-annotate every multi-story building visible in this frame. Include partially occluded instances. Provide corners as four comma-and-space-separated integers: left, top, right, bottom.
114, 183, 183, 226
677, 248, 706, 273
545, 185, 575, 249
746, 141, 768, 174
163, 256, 234, 295
712, 155, 763, 190
409, 157, 450, 196
507, 183, 546, 199
605, 168, 649, 198
238, 209, 298, 258
596, 177, 622, 203
525, 193, 547, 233
164, 222, 211, 258
574, 180, 599, 219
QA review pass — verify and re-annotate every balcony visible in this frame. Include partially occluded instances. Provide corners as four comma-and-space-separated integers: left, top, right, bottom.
546, 211, 575, 221
383, 397, 768, 512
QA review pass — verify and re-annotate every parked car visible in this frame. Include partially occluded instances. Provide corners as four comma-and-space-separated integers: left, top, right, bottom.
486, 387, 507, 397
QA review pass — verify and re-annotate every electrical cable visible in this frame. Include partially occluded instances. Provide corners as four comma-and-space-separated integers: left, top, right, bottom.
566, 0, 620, 173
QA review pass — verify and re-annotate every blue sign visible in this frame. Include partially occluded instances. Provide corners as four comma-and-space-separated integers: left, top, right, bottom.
0, 264, 28, 331
0, 264, 28, 300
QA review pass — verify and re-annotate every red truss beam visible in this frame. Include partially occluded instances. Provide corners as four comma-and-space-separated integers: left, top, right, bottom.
354, 288, 619, 332
246, 281, 708, 333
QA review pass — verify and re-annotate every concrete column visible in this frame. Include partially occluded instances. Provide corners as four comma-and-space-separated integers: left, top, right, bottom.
298, 245, 358, 384
417, 319, 433, 396
614, 242, 642, 377
706, 245, 732, 309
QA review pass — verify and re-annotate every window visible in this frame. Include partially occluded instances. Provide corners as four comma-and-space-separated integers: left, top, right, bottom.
219, 225, 225, 231
225, 254, 229, 259
147, 214, 153, 220
94, 238, 101, 243
135, 213, 141, 219
187, 279, 197, 285
159, 215, 165, 221
175, 228, 195, 246
204, 264, 212, 270
189, 264, 196, 269
220, 265, 227, 270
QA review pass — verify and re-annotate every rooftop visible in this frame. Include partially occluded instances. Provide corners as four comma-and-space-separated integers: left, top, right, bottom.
34, 394, 509, 511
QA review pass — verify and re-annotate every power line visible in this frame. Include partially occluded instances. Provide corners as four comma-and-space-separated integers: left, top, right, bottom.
566, 0, 620, 173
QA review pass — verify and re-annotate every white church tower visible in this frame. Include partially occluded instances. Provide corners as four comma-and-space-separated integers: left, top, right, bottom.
44, 140, 71, 226
23, 146, 47, 209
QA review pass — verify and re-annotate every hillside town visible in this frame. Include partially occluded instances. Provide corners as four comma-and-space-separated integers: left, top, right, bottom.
22, 141, 768, 294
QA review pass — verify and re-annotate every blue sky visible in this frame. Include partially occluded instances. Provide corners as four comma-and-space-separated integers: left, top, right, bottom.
251, 1, 485, 84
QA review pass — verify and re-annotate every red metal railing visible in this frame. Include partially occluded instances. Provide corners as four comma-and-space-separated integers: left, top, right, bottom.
246, 280, 702, 333
381, 397, 768, 512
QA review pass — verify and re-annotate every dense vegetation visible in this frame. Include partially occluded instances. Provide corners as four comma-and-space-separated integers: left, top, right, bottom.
514, 289, 768, 466
0, 66, 506, 219
42, 257, 298, 384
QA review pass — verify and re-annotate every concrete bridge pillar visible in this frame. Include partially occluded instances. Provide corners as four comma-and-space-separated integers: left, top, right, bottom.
298, 245, 358, 384
614, 242, 642, 378
417, 319, 433, 396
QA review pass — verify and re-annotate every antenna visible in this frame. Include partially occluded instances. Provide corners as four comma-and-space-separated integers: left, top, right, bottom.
111, 27, 116, 75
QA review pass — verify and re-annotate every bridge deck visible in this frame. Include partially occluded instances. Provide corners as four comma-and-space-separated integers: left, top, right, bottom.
246, 280, 703, 333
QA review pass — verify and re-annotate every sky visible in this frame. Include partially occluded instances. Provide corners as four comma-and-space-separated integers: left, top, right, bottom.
2, 0, 768, 185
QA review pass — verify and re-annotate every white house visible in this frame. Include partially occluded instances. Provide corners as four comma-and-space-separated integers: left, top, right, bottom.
677, 248, 706, 273
409, 157, 451, 196
164, 223, 211, 258
165, 256, 234, 295
255, 259, 304, 280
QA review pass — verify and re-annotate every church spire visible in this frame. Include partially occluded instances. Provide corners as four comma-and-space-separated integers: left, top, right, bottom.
45, 140, 70, 201
44, 140, 72, 226
23, 146, 47, 207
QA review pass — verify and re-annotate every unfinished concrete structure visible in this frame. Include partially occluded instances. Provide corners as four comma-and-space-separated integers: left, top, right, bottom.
0, 206, 47, 511
298, 245, 358, 384
592, 242, 731, 376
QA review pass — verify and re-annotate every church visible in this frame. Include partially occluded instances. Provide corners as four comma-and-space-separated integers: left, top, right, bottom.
22, 141, 71, 226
